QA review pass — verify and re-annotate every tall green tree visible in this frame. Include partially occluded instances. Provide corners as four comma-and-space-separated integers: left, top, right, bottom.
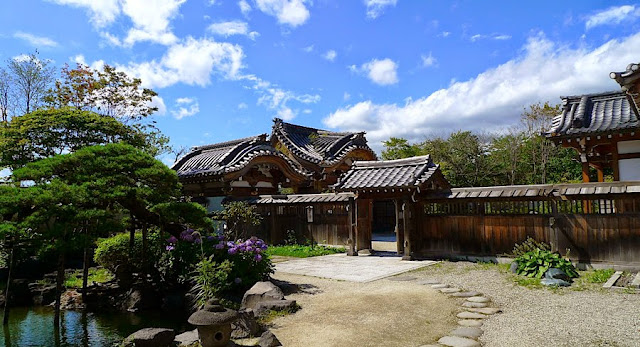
381, 137, 423, 160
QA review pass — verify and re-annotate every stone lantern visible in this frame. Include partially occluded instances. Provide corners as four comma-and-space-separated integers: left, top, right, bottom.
188, 299, 239, 347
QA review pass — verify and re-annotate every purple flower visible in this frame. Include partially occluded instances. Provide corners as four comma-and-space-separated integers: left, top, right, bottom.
246, 246, 254, 252
234, 277, 242, 284
167, 236, 178, 243
194, 237, 202, 244
207, 236, 215, 242
215, 242, 225, 250
227, 241, 235, 248
254, 254, 263, 262
228, 247, 238, 255
166, 245, 175, 251
182, 234, 194, 242
186, 228, 195, 234
255, 248, 262, 254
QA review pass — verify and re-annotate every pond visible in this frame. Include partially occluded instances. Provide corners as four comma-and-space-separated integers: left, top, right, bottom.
1, 307, 191, 347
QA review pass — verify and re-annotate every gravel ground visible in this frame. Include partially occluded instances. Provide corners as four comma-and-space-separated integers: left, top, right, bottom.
412, 261, 640, 347
269, 271, 459, 347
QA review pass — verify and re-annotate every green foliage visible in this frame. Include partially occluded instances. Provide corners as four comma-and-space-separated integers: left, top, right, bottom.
0, 107, 146, 169
511, 237, 551, 257
190, 257, 233, 308
381, 137, 422, 160
94, 232, 162, 275
515, 249, 578, 279
64, 267, 114, 288
266, 244, 345, 258
584, 269, 615, 284
213, 201, 262, 240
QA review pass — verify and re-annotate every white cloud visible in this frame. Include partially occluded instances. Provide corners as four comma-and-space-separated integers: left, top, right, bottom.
421, 52, 437, 68
351, 58, 399, 85
254, 0, 310, 27
120, 0, 184, 46
440, 31, 451, 38
302, 109, 312, 114
364, 0, 397, 19
343, 92, 351, 101
238, 102, 248, 109
241, 74, 320, 121
303, 44, 314, 53
324, 32, 640, 152
150, 96, 167, 115
14, 32, 58, 47
239, 0, 252, 15
50, 0, 185, 47
586, 5, 640, 29
471, 33, 511, 42
118, 37, 245, 88
47, 0, 121, 28
323, 50, 337, 62
171, 97, 199, 119
207, 21, 259, 39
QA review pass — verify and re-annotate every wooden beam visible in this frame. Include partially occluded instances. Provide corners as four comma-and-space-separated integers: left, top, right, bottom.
581, 161, 590, 183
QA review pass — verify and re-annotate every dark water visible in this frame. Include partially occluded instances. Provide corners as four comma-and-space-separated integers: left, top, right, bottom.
1, 307, 191, 347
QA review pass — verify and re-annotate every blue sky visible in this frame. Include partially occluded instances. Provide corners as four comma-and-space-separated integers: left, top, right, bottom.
2, 0, 640, 163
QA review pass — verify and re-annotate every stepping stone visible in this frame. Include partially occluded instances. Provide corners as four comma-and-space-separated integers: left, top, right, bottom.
450, 291, 481, 297
603, 271, 623, 289
462, 302, 488, 308
431, 284, 449, 289
466, 296, 490, 303
458, 319, 483, 327
438, 336, 481, 347
440, 288, 462, 294
466, 307, 502, 315
388, 276, 416, 281
457, 312, 487, 319
630, 272, 640, 288
450, 326, 483, 339
416, 279, 441, 285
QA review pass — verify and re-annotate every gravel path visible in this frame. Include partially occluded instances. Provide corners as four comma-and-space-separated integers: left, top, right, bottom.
411, 262, 640, 347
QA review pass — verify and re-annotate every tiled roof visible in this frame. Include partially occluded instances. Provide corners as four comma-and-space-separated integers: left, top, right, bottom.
271, 118, 377, 167
546, 91, 639, 138
230, 192, 355, 204
334, 155, 441, 190
425, 181, 640, 200
172, 134, 311, 179
610, 62, 640, 92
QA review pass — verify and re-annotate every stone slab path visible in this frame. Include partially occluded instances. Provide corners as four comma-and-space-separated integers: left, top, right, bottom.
274, 253, 437, 282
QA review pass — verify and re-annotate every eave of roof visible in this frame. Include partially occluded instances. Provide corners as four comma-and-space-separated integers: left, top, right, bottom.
334, 155, 441, 190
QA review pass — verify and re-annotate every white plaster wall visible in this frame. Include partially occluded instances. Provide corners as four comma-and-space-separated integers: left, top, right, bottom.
619, 158, 640, 181
617, 140, 640, 154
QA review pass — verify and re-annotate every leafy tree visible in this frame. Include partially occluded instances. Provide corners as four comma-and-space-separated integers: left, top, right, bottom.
6, 52, 55, 115
213, 201, 262, 241
491, 130, 525, 185
0, 107, 147, 169
381, 137, 423, 160
0, 68, 10, 123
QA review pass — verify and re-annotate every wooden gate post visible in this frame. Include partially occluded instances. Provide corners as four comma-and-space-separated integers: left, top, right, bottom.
402, 200, 414, 261
347, 197, 358, 256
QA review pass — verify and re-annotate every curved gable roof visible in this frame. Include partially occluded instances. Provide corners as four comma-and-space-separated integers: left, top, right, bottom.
172, 134, 311, 180
271, 118, 377, 167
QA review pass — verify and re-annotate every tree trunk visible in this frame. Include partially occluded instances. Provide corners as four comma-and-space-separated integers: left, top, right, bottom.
53, 250, 65, 328
2, 246, 14, 326
129, 213, 135, 259
81, 247, 90, 303
141, 223, 148, 279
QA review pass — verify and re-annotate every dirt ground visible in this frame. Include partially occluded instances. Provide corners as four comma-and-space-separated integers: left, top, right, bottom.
268, 272, 458, 347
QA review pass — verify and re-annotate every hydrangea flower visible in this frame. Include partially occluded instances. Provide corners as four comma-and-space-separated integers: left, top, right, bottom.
166, 245, 175, 251
254, 254, 262, 262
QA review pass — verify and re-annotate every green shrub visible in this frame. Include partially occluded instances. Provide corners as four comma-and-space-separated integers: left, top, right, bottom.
190, 257, 233, 308
64, 267, 114, 288
94, 231, 162, 279
515, 248, 578, 279
511, 237, 550, 257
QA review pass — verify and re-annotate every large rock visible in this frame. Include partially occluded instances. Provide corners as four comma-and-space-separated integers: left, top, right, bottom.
545, 268, 571, 282
231, 309, 262, 339
31, 285, 57, 306
241, 282, 285, 310
60, 290, 85, 310
509, 261, 518, 274
258, 331, 282, 347
123, 328, 175, 347
174, 329, 199, 346
540, 278, 571, 287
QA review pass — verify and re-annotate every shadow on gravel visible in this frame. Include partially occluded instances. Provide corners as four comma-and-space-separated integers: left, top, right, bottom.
271, 279, 322, 296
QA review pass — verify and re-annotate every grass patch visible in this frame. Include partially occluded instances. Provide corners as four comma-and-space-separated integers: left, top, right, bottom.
266, 245, 345, 258
584, 269, 615, 284
257, 306, 300, 325
511, 275, 543, 289
64, 267, 114, 288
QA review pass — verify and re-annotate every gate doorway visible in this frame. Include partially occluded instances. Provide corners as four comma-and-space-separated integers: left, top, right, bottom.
371, 200, 403, 254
